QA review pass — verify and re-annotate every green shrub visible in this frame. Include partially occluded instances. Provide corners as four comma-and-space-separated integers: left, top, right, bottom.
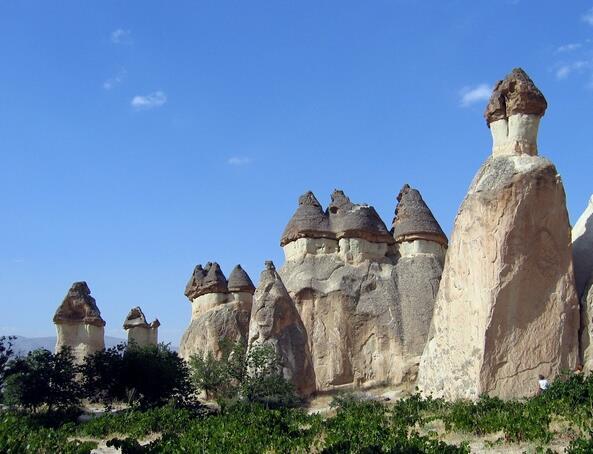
81, 343, 190, 409
0, 336, 14, 392
3, 348, 81, 413
0, 412, 96, 454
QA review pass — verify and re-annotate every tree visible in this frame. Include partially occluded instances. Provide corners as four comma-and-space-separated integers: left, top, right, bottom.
0, 336, 14, 391
81, 343, 190, 408
189, 340, 297, 409
80, 343, 126, 409
189, 339, 246, 402
3, 347, 81, 413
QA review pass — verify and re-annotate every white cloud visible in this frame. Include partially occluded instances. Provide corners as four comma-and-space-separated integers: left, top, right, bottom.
130, 91, 167, 110
227, 156, 252, 166
556, 43, 582, 53
459, 84, 491, 107
103, 68, 127, 90
555, 61, 588, 79
111, 28, 132, 44
583, 8, 593, 26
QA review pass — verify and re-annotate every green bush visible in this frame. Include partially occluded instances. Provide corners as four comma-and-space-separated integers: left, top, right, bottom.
0, 412, 96, 454
81, 343, 190, 409
189, 340, 298, 410
0, 336, 14, 392
3, 348, 81, 413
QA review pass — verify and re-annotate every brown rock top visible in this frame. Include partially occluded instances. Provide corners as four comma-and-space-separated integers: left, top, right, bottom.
280, 191, 333, 246
123, 306, 160, 329
184, 264, 207, 300
200, 262, 228, 295
53, 281, 106, 327
484, 68, 547, 126
392, 184, 447, 246
228, 265, 256, 294
328, 189, 394, 244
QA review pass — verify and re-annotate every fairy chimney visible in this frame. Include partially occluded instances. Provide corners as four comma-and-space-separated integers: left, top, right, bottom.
123, 306, 160, 347
53, 281, 105, 362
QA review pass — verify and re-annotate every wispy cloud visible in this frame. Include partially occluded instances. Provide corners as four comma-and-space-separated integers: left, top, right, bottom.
131, 91, 167, 110
583, 8, 593, 26
227, 156, 252, 166
556, 43, 582, 53
103, 68, 127, 90
555, 61, 588, 79
111, 28, 132, 44
459, 84, 491, 107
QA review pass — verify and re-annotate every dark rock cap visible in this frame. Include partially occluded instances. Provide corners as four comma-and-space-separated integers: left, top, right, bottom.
53, 281, 106, 327
484, 68, 547, 126
228, 264, 256, 294
184, 264, 207, 300
199, 262, 228, 295
327, 190, 394, 244
124, 306, 148, 329
280, 191, 333, 246
392, 184, 448, 246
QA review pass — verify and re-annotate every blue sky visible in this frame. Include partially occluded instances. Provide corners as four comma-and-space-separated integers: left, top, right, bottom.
1, 1, 593, 344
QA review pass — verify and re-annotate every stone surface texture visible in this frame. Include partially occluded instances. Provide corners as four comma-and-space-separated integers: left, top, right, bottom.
572, 195, 593, 298
581, 278, 593, 371
123, 307, 160, 347
179, 263, 253, 360
279, 189, 446, 392
418, 70, 579, 400
247, 261, 316, 396
53, 282, 105, 362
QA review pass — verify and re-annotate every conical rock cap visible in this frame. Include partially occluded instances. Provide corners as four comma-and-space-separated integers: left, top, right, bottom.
392, 184, 447, 246
280, 191, 333, 246
53, 281, 106, 327
228, 264, 256, 294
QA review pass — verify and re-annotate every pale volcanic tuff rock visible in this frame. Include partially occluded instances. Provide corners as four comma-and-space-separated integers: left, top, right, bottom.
179, 263, 253, 360
418, 69, 579, 400
572, 196, 593, 370
53, 282, 105, 362
485, 68, 548, 157
123, 307, 160, 347
279, 189, 446, 391
572, 196, 593, 298
248, 261, 316, 397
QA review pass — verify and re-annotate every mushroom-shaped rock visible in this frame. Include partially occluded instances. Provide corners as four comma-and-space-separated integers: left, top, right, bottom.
184, 264, 207, 300
484, 68, 547, 156
484, 68, 547, 125
199, 262, 228, 296
53, 282, 105, 362
418, 69, 579, 400
248, 261, 316, 396
392, 184, 447, 246
327, 190, 394, 244
123, 306, 159, 347
53, 282, 106, 327
280, 191, 333, 246
228, 265, 256, 294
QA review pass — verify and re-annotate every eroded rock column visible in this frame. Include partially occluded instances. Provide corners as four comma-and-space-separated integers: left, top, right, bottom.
417, 68, 579, 400
123, 307, 159, 347
53, 281, 106, 363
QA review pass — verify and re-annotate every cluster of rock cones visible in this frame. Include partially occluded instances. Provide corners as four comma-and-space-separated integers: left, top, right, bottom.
53, 68, 593, 401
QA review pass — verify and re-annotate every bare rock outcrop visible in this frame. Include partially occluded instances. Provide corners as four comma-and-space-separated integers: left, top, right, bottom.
53, 281, 105, 362
572, 196, 593, 298
418, 68, 579, 400
247, 261, 316, 396
179, 263, 253, 360
279, 188, 445, 391
573, 196, 593, 370
123, 307, 160, 347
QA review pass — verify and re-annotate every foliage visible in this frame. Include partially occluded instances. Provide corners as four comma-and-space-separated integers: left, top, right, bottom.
0, 412, 96, 454
0, 335, 14, 391
189, 338, 246, 401
189, 340, 298, 409
81, 343, 190, 408
567, 431, 593, 453
3, 348, 81, 413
